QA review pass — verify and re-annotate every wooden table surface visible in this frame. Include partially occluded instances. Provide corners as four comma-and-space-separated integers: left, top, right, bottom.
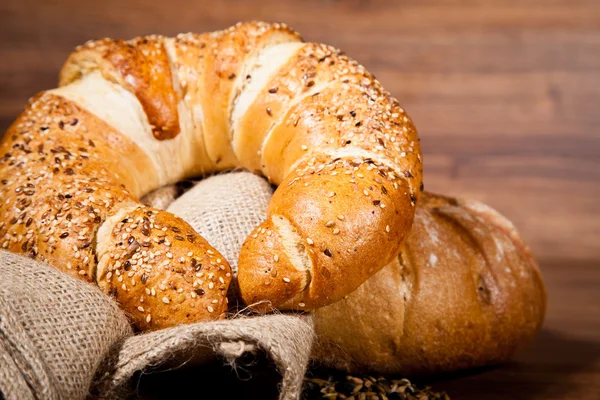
1, 1, 598, 398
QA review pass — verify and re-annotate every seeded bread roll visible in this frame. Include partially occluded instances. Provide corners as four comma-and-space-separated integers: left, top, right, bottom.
313, 192, 547, 375
0, 21, 422, 321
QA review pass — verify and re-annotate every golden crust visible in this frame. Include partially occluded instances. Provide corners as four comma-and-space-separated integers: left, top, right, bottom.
201, 21, 302, 169
313, 192, 547, 375
238, 154, 415, 310
60, 36, 180, 140
232, 43, 347, 173
262, 82, 421, 187
236, 216, 308, 311
96, 206, 231, 330
234, 42, 421, 192
0, 93, 153, 279
170, 32, 214, 175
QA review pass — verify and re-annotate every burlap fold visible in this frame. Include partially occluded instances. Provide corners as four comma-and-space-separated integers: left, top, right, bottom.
166, 172, 274, 306
93, 314, 314, 399
0, 250, 133, 400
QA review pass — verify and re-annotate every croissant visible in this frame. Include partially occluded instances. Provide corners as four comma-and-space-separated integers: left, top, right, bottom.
0, 22, 422, 328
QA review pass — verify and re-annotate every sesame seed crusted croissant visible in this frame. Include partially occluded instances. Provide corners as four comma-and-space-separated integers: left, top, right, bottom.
0, 21, 423, 324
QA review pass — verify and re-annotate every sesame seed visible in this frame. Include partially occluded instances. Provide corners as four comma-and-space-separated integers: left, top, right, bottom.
298, 302, 305, 307
162, 296, 170, 304
283, 277, 291, 283
306, 238, 314, 245
386, 225, 390, 232
301, 145, 308, 151
333, 228, 340, 235
325, 220, 335, 227
207, 306, 214, 313
137, 306, 145, 312
326, 192, 336, 197
146, 315, 151, 323
274, 254, 279, 262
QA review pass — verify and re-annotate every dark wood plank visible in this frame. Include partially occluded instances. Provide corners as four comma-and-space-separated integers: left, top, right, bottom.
0, 0, 598, 398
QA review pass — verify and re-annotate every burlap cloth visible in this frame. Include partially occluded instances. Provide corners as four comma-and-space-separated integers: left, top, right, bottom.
0, 172, 315, 400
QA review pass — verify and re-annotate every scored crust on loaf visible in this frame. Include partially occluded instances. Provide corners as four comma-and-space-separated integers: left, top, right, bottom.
233, 43, 355, 176
199, 22, 302, 170
59, 35, 181, 141
230, 42, 306, 120
95, 204, 139, 278
167, 33, 214, 176
287, 147, 410, 190
261, 80, 421, 189
230, 42, 306, 164
271, 214, 313, 290
52, 72, 199, 187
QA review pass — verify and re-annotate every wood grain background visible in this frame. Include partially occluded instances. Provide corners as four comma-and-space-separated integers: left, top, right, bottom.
0, 0, 598, 398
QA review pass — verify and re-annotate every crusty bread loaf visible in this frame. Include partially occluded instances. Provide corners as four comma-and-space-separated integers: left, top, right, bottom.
0, 21, 422, 325
313, 192, 546, 375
